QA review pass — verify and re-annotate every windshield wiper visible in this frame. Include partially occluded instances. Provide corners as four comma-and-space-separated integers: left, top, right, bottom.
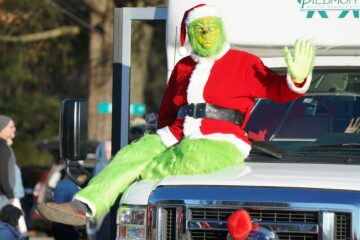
303, 143, 360, 150
251, 141, 283, 159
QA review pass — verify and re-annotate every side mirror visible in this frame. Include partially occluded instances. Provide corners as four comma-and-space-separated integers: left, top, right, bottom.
60, 99, 88, 161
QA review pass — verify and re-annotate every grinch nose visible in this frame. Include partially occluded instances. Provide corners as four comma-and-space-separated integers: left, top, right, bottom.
227, 209, 252, 240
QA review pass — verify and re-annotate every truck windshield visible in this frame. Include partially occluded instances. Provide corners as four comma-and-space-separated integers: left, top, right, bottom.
246, 68, 360, 155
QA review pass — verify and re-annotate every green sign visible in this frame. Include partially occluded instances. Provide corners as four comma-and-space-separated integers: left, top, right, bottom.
130, 103, 146, 115
98, 102, 112, 114
98, 102, 146, 115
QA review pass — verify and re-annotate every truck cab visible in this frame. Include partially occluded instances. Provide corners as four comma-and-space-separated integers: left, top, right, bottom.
113, 1, 360, 239
116, 64, 360, 239
117, 74, 360, 239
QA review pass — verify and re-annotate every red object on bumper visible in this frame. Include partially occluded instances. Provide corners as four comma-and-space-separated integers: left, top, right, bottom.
227, 209, 252, 240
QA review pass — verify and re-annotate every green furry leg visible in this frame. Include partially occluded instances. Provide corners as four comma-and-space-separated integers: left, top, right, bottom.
74, 134, 166, 218
141, 138, 244, 180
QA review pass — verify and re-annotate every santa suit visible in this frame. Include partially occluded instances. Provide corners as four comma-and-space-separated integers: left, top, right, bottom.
156, 43, 311, 158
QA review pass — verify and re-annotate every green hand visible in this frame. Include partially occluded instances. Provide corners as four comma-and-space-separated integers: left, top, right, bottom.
284, 39, 316, 84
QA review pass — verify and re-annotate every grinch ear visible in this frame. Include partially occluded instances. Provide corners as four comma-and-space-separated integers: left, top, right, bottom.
179, 46, 188, 56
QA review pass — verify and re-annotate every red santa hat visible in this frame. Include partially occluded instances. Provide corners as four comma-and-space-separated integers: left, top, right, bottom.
179, 4, 221, 55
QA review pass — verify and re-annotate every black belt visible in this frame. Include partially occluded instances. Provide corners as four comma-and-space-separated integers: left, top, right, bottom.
177, 103, 244, 125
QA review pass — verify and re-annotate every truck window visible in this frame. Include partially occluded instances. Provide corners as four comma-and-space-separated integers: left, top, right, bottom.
246, 68, 360, 152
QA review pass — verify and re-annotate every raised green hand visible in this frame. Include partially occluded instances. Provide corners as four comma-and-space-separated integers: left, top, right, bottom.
284, 39, 316, 84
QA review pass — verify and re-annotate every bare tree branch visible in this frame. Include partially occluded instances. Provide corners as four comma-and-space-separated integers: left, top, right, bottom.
84, 0, 108, 15
0, 26, 80, 43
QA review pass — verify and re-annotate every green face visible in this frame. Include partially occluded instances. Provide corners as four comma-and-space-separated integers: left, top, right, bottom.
188, 16, 226, 57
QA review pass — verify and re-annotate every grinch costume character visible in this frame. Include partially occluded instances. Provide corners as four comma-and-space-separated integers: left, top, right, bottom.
37, 4, 316, 226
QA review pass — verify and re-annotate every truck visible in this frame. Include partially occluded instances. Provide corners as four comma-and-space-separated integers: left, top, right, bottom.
59, 0, 360, 239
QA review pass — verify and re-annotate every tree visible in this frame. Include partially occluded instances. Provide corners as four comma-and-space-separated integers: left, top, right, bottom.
0, 0, 167, 165
86, 0, 114, 141
0, 0, 89, 165
86, 0, 166, 141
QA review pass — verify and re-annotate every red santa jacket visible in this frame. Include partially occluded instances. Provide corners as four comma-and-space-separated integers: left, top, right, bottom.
156, 44, 311, 157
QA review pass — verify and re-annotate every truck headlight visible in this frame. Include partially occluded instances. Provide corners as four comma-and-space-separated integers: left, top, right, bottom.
117, 206, 147, 240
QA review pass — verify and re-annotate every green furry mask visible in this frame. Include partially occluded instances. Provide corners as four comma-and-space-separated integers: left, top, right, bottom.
187, 16, 226, 57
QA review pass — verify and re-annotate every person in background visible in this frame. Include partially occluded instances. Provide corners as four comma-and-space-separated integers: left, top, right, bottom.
13, 164, 28, 237
0, 204, 26, 240
52, 168, 81, 240
88, 141, 112, 240
93, 141, 112, 176
0, 115, 28, 237
0, 115, 16, 210
344, 117, 360, 133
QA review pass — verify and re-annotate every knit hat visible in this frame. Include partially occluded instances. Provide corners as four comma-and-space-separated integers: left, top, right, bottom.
0, 115, 11, 131
179, 4, 221, 55
0, 204, 23, 227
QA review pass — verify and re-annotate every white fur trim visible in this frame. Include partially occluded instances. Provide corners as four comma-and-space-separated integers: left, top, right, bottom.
156, 126, 179, 147
183, 117, 251, 158
187, 43, 230, 104
183, 116, 203, 136
286, 73, 312, 94
190, 42, 230, 63
179, 46, 188, 56
187, 59, 214, 103
186, 5, 220, 25
73, 196, 96, 218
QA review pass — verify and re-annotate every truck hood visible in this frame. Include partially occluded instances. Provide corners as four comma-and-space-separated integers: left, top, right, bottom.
121, 163, 360, 205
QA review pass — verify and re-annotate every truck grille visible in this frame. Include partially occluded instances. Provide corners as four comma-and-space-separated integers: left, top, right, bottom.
335, 213, 351, 240
148, 186, 357, 240
190, 231, 317, 240
160, 208, 351, 240
190, 231, 228, 239
190, 208, 318, 240
161, 208, 177, 239
191, 208, 318, 223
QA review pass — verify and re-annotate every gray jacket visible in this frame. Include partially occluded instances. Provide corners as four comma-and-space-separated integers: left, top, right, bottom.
0, 139, 16, 209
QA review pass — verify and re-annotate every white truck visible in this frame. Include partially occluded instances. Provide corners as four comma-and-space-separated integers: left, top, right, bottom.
60, 0, 360, 239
